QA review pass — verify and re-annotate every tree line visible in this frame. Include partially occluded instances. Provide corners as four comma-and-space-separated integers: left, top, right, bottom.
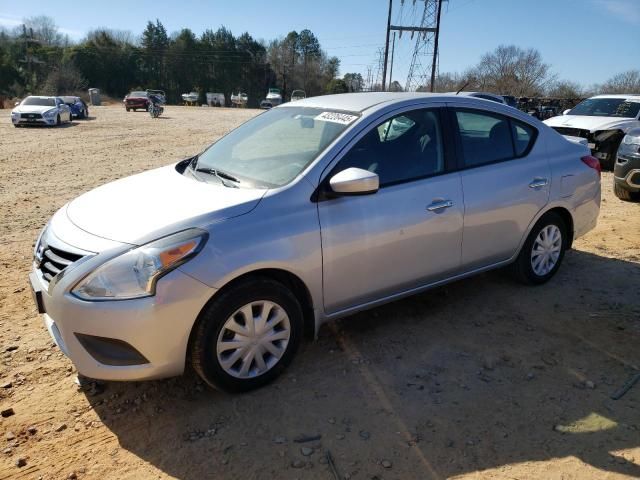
0, 16, 343, 107
1, 17, 638, 106
423, 45, 640, 98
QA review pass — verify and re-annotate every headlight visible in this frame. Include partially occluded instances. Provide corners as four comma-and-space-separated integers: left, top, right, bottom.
43, 109, 57, 118
71, 229, 208, 301
11, 111, 19, 118
622, 134, 640, 146
34, 223, 49, 258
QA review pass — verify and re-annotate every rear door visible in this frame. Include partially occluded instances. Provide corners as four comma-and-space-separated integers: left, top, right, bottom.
450, 107, 551, 269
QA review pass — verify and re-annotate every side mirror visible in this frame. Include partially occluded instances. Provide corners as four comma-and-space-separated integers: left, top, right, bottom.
563, 109, 571, 115
329, 167, 379, 196
14, 101, 19, 106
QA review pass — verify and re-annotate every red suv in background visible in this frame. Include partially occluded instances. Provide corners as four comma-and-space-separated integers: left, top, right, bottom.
124, 90, 166, 111
123, 91, 150, 111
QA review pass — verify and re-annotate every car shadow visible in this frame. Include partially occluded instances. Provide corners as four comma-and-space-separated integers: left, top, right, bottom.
83, 249, 640, 479
16, 122, 79, 129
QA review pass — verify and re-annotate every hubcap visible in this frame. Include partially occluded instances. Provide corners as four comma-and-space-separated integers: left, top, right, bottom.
531, 224, 562, 276
216, 301, 291, 379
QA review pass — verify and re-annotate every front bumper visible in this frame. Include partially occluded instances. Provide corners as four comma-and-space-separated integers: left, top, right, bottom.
13, 117, 57, 126
30, 248, 216, 381
124, 101, 148, 109
613, 152, 640, 193
552, 127, 624, 168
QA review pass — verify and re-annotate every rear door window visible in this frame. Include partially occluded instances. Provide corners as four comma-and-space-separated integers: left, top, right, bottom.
455, 110, 514, 167
453, 109, 537, 168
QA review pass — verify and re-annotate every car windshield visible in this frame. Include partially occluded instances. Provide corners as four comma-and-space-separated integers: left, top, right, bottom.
61, 96, 77, 104
569, 98, 640, 118
22, 97, 56, 107
129, 91, 147, 97
195, 107, 358, 188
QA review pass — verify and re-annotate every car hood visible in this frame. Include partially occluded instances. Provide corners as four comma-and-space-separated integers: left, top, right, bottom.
544, 115, 639, 132
66, 164, 266, 244
14, 105, 55, 114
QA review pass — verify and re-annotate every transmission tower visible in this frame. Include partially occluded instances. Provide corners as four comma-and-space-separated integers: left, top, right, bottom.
404, 0, 445, 92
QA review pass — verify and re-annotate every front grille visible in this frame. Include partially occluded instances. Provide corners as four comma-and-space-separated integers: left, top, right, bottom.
552, 126, 591, 139
21, 113, 42, 119
37, 245, 84, 283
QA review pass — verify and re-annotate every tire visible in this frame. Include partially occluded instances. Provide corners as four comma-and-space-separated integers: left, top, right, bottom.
190, 277, 303, 392
126, 107, 130, 112
56, 115, 61, 126
510, 211, 568, 285
613, 181, 638, 201
79, 109, 85, 119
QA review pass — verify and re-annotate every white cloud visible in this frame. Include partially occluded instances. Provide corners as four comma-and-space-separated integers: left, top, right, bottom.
0, 15, 22, 28
593, 0, 640, 25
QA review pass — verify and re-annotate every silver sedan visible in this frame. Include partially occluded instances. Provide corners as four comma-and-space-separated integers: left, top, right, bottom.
29, 93, 601, 392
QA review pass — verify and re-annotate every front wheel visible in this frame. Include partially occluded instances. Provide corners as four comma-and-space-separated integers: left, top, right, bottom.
56, 115, 61, 126
190, 278, 303, 392
613, 181, 639, 202
511, 211, 568, 285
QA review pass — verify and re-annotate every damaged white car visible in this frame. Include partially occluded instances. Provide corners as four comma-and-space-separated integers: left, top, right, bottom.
545, 95, 640, 169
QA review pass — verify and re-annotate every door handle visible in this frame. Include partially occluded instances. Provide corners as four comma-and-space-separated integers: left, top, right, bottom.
426, 200, 453, 212
529, 178, 548, 189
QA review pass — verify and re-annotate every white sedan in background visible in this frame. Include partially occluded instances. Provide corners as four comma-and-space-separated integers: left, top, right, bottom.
11, 96, 72, 127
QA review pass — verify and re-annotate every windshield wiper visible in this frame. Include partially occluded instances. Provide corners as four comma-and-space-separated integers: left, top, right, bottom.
195, 167, 241, 187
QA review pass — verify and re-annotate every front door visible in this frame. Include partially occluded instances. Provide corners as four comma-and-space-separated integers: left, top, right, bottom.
318, 107, 464, 314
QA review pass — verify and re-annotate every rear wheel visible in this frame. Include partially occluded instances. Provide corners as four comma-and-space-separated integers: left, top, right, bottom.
511, 211, 568, 285
190, 277, 303, 392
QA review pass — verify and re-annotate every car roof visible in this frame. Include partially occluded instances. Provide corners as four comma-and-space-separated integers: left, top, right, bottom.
590, 94, 640, 100
283, 92, 475, 113
26, 95, 57, 99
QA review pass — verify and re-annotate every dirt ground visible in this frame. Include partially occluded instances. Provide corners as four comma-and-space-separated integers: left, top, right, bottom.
0, 105, 639, 480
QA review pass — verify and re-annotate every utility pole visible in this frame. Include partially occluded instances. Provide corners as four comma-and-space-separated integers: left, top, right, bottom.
405, 0, 446, 91
429, 0, 443, 92
381, 0, 392, 91
389, 32, 396, 91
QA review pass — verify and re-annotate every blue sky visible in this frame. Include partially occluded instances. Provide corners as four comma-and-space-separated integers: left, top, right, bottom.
1, 0, 638, 88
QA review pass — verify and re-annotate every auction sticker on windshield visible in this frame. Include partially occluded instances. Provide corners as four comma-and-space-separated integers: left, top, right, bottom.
315, 111, 359, 125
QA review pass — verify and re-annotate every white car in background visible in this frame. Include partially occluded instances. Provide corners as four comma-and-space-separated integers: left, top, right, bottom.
544, 94, 640, 169
11, 96, 72, 127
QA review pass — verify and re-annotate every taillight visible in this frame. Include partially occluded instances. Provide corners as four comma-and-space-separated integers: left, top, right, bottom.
581, 155, 601, 178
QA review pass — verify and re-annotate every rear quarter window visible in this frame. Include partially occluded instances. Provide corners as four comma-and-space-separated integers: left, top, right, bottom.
512, 120, 536, 156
